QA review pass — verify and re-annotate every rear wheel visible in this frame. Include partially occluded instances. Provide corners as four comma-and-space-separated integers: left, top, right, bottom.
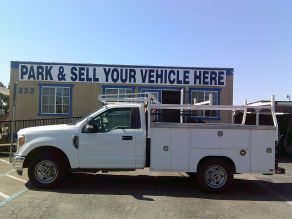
196, 158, 234, 193
28, 154, 65, 188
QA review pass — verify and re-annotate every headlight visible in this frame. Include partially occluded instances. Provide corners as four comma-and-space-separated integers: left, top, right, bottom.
18, 135, 25, 147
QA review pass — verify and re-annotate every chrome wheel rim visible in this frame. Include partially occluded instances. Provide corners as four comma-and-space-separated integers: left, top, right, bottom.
34, 160, 58, 184
204, 165, 227, 189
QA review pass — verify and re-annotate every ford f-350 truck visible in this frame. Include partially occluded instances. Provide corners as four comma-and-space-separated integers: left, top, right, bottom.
13, 94, 284, 193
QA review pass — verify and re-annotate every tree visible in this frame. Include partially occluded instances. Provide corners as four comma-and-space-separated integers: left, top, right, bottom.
0, 82, 9, 115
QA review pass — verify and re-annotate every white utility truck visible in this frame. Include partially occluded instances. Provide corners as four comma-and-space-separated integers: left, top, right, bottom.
13, 94, 285, 193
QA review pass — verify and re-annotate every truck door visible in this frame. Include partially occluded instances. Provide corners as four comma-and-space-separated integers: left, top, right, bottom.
78, 107, 142, 168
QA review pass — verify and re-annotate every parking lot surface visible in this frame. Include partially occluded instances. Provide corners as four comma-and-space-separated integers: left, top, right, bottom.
0, 154, 292, 219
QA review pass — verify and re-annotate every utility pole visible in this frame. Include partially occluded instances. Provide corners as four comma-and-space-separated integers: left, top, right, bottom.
9, 82, 18, 163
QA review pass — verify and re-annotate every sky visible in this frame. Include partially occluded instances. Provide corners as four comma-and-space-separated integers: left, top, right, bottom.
0, 0, 291, 104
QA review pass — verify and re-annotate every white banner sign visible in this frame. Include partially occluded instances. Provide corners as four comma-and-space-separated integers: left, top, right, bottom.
19, 64, 226, 87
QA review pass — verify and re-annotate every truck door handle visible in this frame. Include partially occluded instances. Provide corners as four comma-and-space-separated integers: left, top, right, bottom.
122, 136, 133, 140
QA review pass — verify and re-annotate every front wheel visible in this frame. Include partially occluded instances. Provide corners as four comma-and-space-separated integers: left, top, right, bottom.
28, 154, 65, 189
196, 158, 234, 193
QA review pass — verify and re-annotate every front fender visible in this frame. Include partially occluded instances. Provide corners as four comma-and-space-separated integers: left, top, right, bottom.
19, 136, 79, 168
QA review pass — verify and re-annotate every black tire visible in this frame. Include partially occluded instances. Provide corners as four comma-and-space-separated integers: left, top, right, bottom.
28, 153, 65, 189
196, 158, 234, 193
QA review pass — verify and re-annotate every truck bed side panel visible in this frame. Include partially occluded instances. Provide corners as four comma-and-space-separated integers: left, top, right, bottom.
150, 123, 276, 174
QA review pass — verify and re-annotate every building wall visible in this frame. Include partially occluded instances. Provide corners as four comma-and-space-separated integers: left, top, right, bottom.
9, 61, 233, 123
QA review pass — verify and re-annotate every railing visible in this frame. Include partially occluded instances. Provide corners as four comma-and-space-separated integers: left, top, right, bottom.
0, 117, 83, 143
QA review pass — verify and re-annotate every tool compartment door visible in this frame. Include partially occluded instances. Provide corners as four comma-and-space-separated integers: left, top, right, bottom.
250, 129, 276, 173
150, 128, 171, 170
170, 128, 189, 170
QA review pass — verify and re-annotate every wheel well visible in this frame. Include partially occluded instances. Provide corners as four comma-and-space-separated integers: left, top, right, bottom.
197, 156, 236, 173
23, 146, 71, 170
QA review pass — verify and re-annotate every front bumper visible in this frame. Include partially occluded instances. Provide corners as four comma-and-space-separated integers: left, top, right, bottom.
12, 155, 25, 175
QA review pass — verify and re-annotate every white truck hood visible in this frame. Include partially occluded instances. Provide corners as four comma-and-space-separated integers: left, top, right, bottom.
18, 124, 76, 136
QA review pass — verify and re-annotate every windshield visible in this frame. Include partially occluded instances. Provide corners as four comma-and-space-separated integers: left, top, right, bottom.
69, 106, 106, 125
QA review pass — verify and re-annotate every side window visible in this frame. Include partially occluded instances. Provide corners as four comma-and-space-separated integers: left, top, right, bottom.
104, 87, 134, 100
93, 108, 140, 133
190, 90, 219, 118
40, 86, 71, 115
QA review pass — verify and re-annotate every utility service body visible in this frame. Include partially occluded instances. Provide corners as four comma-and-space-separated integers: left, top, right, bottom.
19, 64, 226, 86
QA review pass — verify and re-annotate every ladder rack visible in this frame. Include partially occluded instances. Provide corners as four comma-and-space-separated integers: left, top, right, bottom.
98, 93, 278, 137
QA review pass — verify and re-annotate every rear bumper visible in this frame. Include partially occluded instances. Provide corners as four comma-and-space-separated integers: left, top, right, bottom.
12, 155, 25, 175
275, 159, 285, 174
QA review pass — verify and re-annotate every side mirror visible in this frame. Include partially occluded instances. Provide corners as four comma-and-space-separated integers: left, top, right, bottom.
84, 118, 98, 133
